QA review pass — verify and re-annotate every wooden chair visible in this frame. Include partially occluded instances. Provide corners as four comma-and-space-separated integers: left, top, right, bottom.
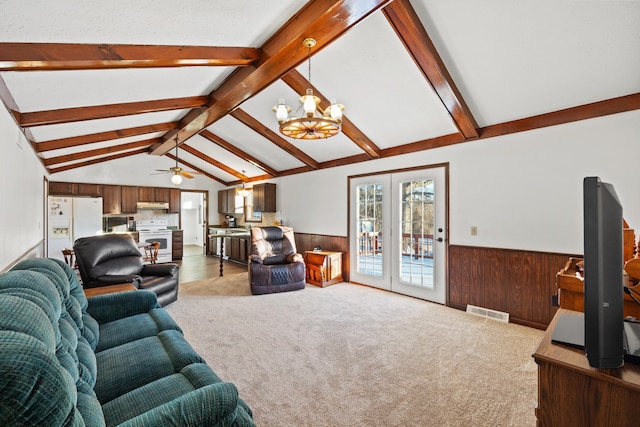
142, 242, 161, 264
625, 258, 640, 286
62, 248, 76, 269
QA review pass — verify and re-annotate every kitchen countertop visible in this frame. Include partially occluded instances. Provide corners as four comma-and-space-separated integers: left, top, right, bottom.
208, 228, 250, 238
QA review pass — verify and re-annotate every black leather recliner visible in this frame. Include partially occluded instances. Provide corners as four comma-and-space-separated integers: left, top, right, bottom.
248, 226, 305, 295
73, 234, 179, 306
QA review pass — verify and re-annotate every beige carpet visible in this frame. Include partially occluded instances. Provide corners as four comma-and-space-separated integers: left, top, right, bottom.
166, 274, 544, 427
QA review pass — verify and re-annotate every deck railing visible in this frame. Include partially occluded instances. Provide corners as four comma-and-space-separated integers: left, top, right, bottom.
359, 233, 433, 259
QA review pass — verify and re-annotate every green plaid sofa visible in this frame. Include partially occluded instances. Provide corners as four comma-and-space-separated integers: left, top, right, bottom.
0, 258, 255, 426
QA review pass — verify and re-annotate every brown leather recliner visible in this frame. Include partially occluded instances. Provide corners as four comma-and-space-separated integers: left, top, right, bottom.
248, 226, 305, 295
73, 234, 179, 306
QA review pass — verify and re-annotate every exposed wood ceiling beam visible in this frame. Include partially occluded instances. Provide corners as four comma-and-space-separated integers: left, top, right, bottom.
0, 43, 261, 71
274, 92, 640, 177
36, 122, 178, 152
178, 144, 246, 180
165, 153, 225, 184
20, 96, 208, 127
281, 69, 382, 158
230, 109, 320, 170
48, 147, 148, 174
383, 0, 479, 140
43, 138, 158, 166
228, 173, 274, 186
199, 129, 279, 177
0, 74, 19, 113
479, 92, 640, 139
150, 0, 392, 156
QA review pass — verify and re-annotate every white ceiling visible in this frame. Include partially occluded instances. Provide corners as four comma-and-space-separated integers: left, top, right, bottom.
0, 0, 638, 185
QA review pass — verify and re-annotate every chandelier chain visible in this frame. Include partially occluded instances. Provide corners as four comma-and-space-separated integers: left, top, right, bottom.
307, 44, 312, 83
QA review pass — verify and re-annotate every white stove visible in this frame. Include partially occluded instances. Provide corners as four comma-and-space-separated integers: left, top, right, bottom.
136, 220, 173, 264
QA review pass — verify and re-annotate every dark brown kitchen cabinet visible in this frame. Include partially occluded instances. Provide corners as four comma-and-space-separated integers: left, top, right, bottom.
169, 188, 180, 213
121, 186, 138, 213
218, 189, 238, 214
102, 185, 122, 214
139, 186, 171, 203
76, 183, 102, 197
49, 181, 102, 197
225, 236, 248, 263
49, 181, 75, 195
252, 183, 276, 212
138, 187, 156, 202
172, 230, 183, 260
155, 187, 170, 203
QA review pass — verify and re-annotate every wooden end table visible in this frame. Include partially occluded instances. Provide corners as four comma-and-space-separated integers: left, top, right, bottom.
84, 283, 137, 298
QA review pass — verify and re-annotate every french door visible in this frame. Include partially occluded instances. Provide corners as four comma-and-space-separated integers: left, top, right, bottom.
349, 165, 448, 304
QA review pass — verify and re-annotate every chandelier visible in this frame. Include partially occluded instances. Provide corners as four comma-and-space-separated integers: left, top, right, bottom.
273, 38, 344, 140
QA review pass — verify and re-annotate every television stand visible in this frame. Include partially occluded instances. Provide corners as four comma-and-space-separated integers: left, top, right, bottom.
533, 309, 640, 426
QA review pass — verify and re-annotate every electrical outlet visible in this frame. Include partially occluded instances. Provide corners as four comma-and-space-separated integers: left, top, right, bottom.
470, 226, 478, 236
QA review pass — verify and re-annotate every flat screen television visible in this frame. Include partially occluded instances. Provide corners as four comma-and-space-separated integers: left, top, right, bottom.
583, 176, 624, 368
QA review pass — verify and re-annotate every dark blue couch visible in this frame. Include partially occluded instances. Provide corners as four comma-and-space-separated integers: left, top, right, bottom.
0, 258, 255, 426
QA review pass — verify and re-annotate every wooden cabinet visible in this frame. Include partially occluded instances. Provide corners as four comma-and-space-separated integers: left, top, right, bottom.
49, 181, 75, 195
138, 187, 156, 202
217, 191, 226, 214
533, 309, 640, 426
224, 236, 248, 263
218, 188, 239, 214
169, 188, 180, 213
76, 183, 102, 197
304, 251, 343, 287
172, 230, 183, 260
50, 181, 101, 197
154, 187, 170, 203
252, 183, 276, 212
101, 185, 122, 214
121, 186, 138, 213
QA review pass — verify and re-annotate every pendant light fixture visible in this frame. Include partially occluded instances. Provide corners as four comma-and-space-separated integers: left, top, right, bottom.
238, 170, 249, 197
273, 38, 344, 140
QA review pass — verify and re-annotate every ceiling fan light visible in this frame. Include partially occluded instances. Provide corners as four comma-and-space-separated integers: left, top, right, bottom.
171, 174, 183, 186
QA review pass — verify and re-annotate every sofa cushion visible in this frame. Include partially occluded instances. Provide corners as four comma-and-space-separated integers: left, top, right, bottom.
95, 330, 206, 404
101, 363, 222, 425
95, 308, 182, 352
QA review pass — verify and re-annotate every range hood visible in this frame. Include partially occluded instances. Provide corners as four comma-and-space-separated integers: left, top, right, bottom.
136, 201, 169, 210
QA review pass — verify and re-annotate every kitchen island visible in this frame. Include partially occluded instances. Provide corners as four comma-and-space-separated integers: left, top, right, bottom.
208, 227, 250, 276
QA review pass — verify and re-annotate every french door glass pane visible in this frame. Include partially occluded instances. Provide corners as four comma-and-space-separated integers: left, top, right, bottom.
357, 183, 383, 277
400, 179, 434, 288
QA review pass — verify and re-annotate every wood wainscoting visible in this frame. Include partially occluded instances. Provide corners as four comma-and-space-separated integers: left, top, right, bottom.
294, 233, 349, 281
449, 245, 578, 329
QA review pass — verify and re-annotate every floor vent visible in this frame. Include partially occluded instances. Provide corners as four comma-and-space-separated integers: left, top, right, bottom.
466, 305, 510, 323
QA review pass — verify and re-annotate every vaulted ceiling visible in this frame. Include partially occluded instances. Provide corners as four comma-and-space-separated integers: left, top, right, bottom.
1, 0, 639, 187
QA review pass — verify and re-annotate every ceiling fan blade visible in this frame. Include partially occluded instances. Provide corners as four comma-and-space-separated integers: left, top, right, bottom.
180, 171, 195, 179
154, 169, 170, 173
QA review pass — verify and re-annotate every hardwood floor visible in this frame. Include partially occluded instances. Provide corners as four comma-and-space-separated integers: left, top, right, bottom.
175, 244, 247, 283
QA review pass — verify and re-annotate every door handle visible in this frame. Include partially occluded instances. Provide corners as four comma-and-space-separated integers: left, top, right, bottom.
437, 237, 444, 242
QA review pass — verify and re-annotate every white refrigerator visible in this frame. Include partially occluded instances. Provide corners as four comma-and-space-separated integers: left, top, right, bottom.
48, 196, 103, 262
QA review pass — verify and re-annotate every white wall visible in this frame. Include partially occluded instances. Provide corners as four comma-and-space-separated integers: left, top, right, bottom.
277, 109, 640, 255
0, 105, 48, 269
2, 106, 639, 269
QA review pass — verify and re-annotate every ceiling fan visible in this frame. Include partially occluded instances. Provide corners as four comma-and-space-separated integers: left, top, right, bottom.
153, 136, 200, 185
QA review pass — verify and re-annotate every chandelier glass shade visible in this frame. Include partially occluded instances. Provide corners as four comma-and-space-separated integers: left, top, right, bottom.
273, 38, 344, 140
171, 173, 183, 186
